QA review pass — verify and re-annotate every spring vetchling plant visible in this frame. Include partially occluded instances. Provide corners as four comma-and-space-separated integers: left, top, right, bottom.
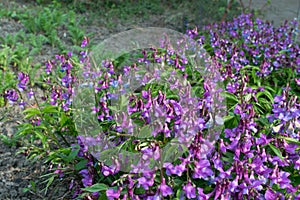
1, 14, 300, 199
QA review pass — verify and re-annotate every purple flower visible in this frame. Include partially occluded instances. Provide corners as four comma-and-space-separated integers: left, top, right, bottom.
31, 117, 41, 126
54, 164, 64, 179
56, 54, 65, 63
18, 100, 26, 109
158, 179, 173, 197
106, 188, 121, 200
77, 136, 89, 156
146, 194, 161, 200
61, 74, 73, 87
5, 89, 19, 104
193, 159, 213, 179
81, 37, 88, 48
183, 181, 196, 199
229, 175, 239, 193
79, 169, 93, 187
141, 145, 160, 161
264, 189, 282, 200
162, 123, 171, 137
60, 61, 72, 72
17, 72, 29, 91
67, 51, 72, 57
198, 118, 206, 130
45, 60, 53, 74
272, 61, 280, 67
234, 104, 242, 115
273, 95, 285, 104
226, 82, 239, 93
295, 159, 300, 170
163, 162, 186, 177
137, 176, 154, 190
170, 100, 182, 116
102, 159, 120, 176
197, 187, 210, 200
219, 139, 227, 152
295, 78, 300, 86
142, 90, 150, 99
27, 88, 35, 100
278, 112, 293, 122
256, 133, 269, 145
271, 171, 291, 189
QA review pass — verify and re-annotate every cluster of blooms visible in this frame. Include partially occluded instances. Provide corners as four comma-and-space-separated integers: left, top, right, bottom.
72, 15, 300, 199
4, 51, 76, 113
268, 87, 300, 137
4, 89, 19, 105
3, 14, 300, 199
201, 14, 300, 81
49, 53, 75, 111
4, 72, 30, 108
72, 135, 100, 199
71, 29, 227, 199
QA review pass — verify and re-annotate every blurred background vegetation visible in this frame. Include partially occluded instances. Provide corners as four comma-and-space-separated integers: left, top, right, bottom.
19, 0, 252, 32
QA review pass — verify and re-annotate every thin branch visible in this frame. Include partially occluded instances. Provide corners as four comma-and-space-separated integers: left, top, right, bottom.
221, 0, 234, 22
238, 0, 245, 13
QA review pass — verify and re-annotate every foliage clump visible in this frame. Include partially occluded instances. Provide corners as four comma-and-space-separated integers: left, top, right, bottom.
1, 10, 300, 200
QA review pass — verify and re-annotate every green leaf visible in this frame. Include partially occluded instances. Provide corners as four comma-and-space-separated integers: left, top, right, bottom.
176, 188, 183, 199
224, 113, 240, 128
60, 112, 68, 127
254, 103, 266, 114
134, 187, 146, 195
264, 86, 276, 94
243, 65, 260, 71
132, 119, 145, 126
30, 180, 36, 191
138, 125, 152, 139
0, 96, 5, 107
278, 136, 300, 145
166, 94, 179, 101
259, 98, 272, 109
34, 130, 47, 146
223, 91, 238, 102
23, 107, 41, 118
292, 175, 300, 185
256, 117, 269, 126
75, 159, 88, 171
65, 148, 79, 163
120, 94, 128, 108
256, 90, 274, 102
222, 151, 234, 163
22, 187, 30, 193
268, 143, 284, 160
42, 175, 55, 195
108, 106, 119, 112
99, 148, 118, 165
42, 105, 58, 113
81, 183, 108, 192
223, 115, 234, 122
162, 141, 187, 163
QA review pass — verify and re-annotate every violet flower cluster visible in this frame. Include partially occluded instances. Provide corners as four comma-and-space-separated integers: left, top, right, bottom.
72, 14, 300, 199
201, 14, 300, 82
3, 14, 300, 199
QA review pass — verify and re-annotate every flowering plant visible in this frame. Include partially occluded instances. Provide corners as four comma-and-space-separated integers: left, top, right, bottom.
2, 14, 300, 199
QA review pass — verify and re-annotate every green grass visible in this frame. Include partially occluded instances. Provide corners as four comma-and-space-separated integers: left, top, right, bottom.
0, 0, 252, 110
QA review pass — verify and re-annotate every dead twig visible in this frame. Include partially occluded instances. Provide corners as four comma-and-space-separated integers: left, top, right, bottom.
221, 0, 234, 22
